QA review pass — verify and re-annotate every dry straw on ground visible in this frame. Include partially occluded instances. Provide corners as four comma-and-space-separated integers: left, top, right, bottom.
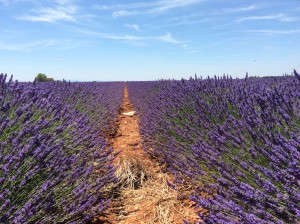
94, 87, 201, 224
113, 155, 200, 224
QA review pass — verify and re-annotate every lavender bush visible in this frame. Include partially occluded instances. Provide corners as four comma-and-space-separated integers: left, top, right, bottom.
127, 74, 300, 223
0, 74, 123, 223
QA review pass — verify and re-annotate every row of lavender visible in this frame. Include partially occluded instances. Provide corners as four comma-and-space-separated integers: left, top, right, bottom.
0, 74, 123, 223
127, 75, 300, 223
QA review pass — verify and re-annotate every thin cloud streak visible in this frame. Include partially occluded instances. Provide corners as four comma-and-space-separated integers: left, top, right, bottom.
149, 0, 204, 13
94, 0, 203, 11
124, 24, 141, 31
104, 33, 182, 44
0, 39, 59, 52
112, 10, 138, 18
93, 2, 160, 10
69, 27, 182, 45
220, 4, 258, 13
95, 0, 205, 18
104, 34, 143, 41
146, 4, 259, 29
156, 33, 181, 44
237, 13, 298, 23
18, 5, 77, 23
246, 29, 300, 35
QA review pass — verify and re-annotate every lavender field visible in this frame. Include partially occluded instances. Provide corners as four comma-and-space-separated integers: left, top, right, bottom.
127, 74, 300, 223
1, 72, 300, 223
0, 74, 123, 223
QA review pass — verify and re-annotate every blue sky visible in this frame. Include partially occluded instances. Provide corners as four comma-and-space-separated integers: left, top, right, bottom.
0, 0, 299, 81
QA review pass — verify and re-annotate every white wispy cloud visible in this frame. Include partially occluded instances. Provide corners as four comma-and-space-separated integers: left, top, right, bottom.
221, 4, 258, 13
18, 5, 77, 23
237, 13, 298, 23
149, 0, 204, 13
146, 4, 258, 29
104, 34, 143, 41
103, 32, 182, 45
0, 44, 26, 51
112, 10, 138, 18
93, 2, 158, 11
124, 24, 140, 31
0, 39, 59, 52
174, 4, 259, 19
95, 0, 204, 18
156, 33, 181, 44
70, 27, 182, 45
246, 29, 300, 35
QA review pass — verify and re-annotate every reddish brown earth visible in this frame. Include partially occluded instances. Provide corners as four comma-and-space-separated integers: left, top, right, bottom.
95, 86, 204, 223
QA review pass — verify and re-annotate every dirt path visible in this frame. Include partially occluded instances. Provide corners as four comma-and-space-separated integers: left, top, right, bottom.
96, 86, 201, 224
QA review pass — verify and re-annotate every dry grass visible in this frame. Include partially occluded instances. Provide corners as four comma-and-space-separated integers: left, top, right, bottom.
113, 155, 199, 224
115, 156, 152, 189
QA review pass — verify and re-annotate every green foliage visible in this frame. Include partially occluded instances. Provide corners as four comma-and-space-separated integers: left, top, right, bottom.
35, 73, 47, 82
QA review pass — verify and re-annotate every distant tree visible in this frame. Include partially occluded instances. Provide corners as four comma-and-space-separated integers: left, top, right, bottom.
35, 73, 47, 82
